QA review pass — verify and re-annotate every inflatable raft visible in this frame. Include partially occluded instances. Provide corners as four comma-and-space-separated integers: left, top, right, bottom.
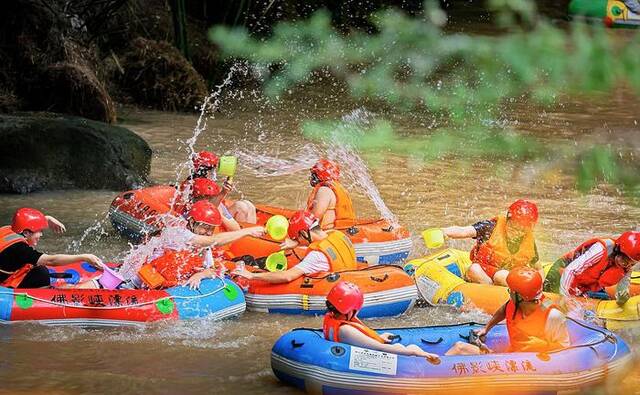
234, 264, 417, 318
569, 0, 640, 28
272, 321, 632, 394
406, 248, 640, 330
0, 277, 245, 327
108, 186, 413, 265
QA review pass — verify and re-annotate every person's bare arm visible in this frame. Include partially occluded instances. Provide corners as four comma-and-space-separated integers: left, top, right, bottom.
309, 186, 333, 219
234, 267, 304, 284
191, 227, 264, 248
442, 226, 477, 239
37, 253, 102, 268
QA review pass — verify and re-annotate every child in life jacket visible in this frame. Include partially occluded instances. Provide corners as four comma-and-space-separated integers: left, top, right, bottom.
446, 267, 570, 355
544, 231, 640, 305
306, 159, 356, 230
136, 200, 264, 290
233, 210, 357, 284
440, 199, 541, 286
323, 281, 440, 364
181, 150, 257, 225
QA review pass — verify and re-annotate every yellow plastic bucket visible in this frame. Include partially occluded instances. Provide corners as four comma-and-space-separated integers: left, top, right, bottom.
414, 262, 465, 305
266, 215, 289, 241
422, 228, 445, 249
265, 251, 287, 272
218, 156, 238, 178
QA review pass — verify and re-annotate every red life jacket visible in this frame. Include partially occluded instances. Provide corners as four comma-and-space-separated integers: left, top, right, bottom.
323, 313, 386, 343
0, 226, 35, 288
565, 238, 626, 294
145, 247, 220, 288
505, 296, 561, 352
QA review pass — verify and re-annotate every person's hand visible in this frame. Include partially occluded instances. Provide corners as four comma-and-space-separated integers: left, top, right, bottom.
616, 289, 630, 306
46, 216, 66, 234
244, 226, 265, 238
186, 272, 205, 290
425, 353, 441, 365
379, 333, 396, 343
82, 254, 104, 269
222, 177, 234, 193
474, 327, 488, 339
279, 238, 299, 250
232, 268, 254, 280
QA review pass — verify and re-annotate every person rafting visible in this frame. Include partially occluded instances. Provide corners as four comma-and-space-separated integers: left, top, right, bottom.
323, 281, 440, 363
233, 210, 357, 283
441, 199, 540, 286
181, 150, 257, 224
446, 266, 570, 355
0, 208, 103, 288
306, 159, 356, 229
181, 177, 243, 232
132, 200, 264, 290
543, 231, 640, 305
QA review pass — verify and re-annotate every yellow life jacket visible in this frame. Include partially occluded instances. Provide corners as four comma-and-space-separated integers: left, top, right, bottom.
306, 181, 356, 229
308, 230, 357, 272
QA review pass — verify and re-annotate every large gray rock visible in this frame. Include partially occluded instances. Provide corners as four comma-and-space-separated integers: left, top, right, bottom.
0, 114, 151, 193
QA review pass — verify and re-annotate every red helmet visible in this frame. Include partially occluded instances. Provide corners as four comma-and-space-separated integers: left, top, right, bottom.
311, 159, 340, 182
327, 281, 364, 314
506, 266, 543, 301
187, 200, 222, 227
192, 151, 219, 171
11, 208, 49, 234
287, 210, 318, 240
191, 178, 222, 199
507, 199, 539, 228
616, 231, 640, 262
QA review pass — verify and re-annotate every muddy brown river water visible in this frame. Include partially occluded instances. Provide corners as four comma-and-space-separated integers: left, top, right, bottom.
1, 71, 639, 393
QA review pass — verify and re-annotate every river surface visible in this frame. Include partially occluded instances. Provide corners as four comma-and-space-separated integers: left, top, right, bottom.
2, 39, 640, 395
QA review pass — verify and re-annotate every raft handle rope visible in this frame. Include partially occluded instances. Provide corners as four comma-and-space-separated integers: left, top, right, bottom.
0, 280, 230, 311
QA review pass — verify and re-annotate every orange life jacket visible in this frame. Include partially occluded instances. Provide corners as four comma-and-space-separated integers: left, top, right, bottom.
505, 296, 561, 352
323, 313, 386, 343
564, 238, 626, 293
306, 181, 356, 229
470, 215, 536, 271
307, 230, 357, 272
145, 248, 216, 288
0, 226, 36, 288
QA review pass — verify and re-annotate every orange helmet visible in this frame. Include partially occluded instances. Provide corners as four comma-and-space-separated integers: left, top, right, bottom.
187, 200, 221, 227
311, 159, 340, 182
287, 210, 318, 240
191, 178, 222, 199
506, 266, 543, 301
192, 151, 219, 172
326, 281, 364, 315
617, 231, 640, 262
12, 208, 49, 234
507, 199, 539, 228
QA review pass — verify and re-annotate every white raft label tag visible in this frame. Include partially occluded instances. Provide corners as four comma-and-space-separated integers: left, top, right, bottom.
348, 347, 398, 375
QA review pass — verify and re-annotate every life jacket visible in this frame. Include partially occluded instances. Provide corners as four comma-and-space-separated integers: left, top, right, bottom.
505, 296, 561, 352
144, 248, 217, 288
307, 230, 357, 272
323, 313, 386, 343
0, 226, 35, 288
306, 181, 356, 229
470, 215, 536, 272
564, 238, 626, 294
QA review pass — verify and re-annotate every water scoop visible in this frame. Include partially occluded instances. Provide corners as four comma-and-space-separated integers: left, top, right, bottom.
98, 264, 125, 290
422, 228, 445, 249
218, 155, 238, 180
265, 251, 288, 272
266, 215, 289, 241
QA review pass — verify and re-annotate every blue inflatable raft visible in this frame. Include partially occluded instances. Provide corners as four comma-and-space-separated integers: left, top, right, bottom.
272, 321, 632, 394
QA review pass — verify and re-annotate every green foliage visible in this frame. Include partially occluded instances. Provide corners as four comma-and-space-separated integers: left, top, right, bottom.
209, 0, 640, 197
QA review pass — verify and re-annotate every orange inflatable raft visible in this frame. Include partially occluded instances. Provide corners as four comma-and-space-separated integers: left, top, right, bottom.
109, 186, 413, 265
228, 263, 417, 318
